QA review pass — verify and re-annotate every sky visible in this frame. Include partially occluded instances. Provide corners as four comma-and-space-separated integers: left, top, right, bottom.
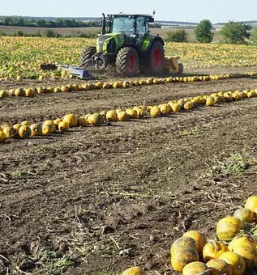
1, 0, 257, 23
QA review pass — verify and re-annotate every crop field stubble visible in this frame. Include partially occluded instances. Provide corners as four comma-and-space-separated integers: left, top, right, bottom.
1, 37, 257, 274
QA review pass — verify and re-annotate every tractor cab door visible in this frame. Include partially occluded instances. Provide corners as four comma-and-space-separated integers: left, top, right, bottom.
136, 17, 149, 47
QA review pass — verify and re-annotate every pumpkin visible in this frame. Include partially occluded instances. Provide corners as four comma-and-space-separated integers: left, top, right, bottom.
245, 196, 257, 212
99, 111, 106, 121
234, 208, 255, 223
182, 261, 209, 275
158, 104, 172, 115
150, 106, 161, 118
54, 118, 62, 129
229, 235, 256, 251
218, 252, 245, 275
203, 241, 228, 262
126, 108, 138, 119
184, 101, 193, 110
21, 121, 31, 126
169, 102, 181, 113
18, 125, 31, 139
206, 96, 215, 106
60, 85, 69, 92
2, 126, 17, 138
14, 88, 25, 97
216, 216, 243, 241
0, 90, 7, 98
78, 117, 87, 127
30, 123, 43, 136
8, 89, 15, 97
58, 121, 69, 132
87, 113, 102, 126
206, 259, 232, 275
121, 266, 142, 275
171, 237, 197, 254
106, 110, 117, 122
113, 82, 121, 89
42, 120, 56, 135
171, 248, 199, 272
183, 231, 207, 255
0, 131, 6, 142
117, 111, 128, 121
63, 114, 78, 127
133, 107, 144, 118
13, 124, 21, 132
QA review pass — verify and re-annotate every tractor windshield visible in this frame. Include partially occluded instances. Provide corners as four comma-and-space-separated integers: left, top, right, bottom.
111, 17, 134, 36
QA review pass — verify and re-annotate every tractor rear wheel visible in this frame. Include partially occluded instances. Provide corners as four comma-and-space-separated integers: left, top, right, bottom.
81, 47, 96, 68
116, 47, 139, 77
147, 40, 164, 75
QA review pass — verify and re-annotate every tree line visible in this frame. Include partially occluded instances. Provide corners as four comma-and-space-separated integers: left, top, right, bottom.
165, 20, 257, 45
0, 16, 99, 28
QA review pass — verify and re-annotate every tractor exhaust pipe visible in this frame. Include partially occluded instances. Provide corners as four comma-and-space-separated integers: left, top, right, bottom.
101, 13, 106, 35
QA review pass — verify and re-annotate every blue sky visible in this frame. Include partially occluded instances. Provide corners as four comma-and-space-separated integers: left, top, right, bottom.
1, 0, 257, 23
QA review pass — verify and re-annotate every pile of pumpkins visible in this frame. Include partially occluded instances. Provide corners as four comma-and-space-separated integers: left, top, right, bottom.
1, 87, 257, 143
1, 72, 257, 99
120, 196, 257, 274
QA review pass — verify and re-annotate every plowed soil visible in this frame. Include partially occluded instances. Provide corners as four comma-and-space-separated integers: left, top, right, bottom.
1, 69, 257, 274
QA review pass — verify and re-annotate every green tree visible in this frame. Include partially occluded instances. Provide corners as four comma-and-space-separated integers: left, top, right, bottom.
251, 28, 257, 45
195, 19, 214, 43
221, 21, 252, 44
165, 29, 188, 42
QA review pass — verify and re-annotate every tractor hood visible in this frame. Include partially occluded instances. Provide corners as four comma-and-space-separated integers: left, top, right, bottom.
97, 33, 125, 54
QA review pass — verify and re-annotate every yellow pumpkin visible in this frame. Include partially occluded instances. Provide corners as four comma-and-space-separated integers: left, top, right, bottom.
113, 82, 121, 89
216, 216, 243, 241
18, 125, 32, 139
54, 118, 62, 129
14, 88, 25, 97
183, 231, 207, 255
206, 259, 232, 275
245, 196, 257, 212
203, 241, 228, 262
206, 96, 215, 106
2, 126, 17, 138
126, 108, 138, 119
117, 111, 128, 121
30, 123, 43, 136
171, 237, 197, 254
58, 121, 69, 132
0, 131, 6, 142
60, 85, 69, 93
42, 120, 56, 135
218, 251, 245, 275
106, 110, 117, 122
121, 266, 142, 275
234, 208, 255, 223
184, 101, 193, 110
133, 107, 144, 118
158, 104, 171, 115
13, 124, 21, 132
63, 114, 78, 127
87, 113, 102, 126
150, 106, 161, 118
169, 102, 181, 113
182, 261, 209, 275
78, 117, 87, 127
171, 247, 199, 272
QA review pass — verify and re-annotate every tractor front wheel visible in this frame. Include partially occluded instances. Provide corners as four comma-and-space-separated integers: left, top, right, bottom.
148, 40, 164, 75
81, 47, 96, 68
116, 47, 139, 77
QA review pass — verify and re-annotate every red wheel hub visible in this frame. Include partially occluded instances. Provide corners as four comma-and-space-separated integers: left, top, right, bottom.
153, 48, 162, 68
128, 54, 136, 72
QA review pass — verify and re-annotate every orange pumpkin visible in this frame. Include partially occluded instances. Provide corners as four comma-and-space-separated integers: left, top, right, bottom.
206, 259, 232, 275
182, 261, 209, 275
216, 216, 243, 241
218, 251, 245, 275
203, 241, 228, 262
183, 231, 207, 255
171, 247, 199, 272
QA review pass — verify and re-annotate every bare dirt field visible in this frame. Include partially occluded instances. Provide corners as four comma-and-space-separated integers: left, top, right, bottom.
1, 68, 257, 274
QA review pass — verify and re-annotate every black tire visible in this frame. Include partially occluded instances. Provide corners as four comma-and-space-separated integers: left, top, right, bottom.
116, 47, 139, 77
147, 40, 164, 75
81, 47, 96, 68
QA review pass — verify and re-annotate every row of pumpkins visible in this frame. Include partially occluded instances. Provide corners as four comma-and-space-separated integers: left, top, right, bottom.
121, 196, 257, 274
1, 72, 257, 99
1, 87, 257, 143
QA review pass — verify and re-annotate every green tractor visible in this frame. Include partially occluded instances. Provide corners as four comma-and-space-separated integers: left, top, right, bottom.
81, 13, 166, 77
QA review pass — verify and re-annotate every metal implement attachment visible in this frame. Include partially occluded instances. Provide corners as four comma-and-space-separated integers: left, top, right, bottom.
58, 65, 92, 79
